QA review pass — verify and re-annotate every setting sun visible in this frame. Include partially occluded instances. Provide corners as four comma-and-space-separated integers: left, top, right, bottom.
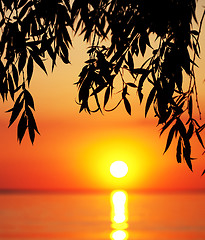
110, 161, 128, 178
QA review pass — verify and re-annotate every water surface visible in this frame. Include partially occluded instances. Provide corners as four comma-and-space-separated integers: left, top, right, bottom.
0, 192, 204, 240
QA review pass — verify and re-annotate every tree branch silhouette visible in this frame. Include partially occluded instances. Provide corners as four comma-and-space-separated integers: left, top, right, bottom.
0, 0, 205, 173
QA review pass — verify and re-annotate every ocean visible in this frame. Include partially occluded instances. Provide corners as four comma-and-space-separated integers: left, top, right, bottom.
0, 191, 204, 240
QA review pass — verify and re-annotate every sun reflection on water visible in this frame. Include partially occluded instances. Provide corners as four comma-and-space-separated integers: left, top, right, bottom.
110, 190, 128, 240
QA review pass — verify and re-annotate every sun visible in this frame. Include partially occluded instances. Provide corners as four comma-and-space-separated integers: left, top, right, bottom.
110, 161, 128, 178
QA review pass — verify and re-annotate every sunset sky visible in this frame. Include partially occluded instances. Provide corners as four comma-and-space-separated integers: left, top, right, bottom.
0, 2, 205, 192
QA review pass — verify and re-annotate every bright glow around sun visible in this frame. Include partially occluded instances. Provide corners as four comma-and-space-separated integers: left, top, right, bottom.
110, 161, 128, 178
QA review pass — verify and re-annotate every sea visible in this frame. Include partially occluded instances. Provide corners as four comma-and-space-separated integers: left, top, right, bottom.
0, 191, 205, 240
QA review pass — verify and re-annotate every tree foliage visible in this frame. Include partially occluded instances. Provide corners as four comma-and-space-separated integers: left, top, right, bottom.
0, 0, 205, 173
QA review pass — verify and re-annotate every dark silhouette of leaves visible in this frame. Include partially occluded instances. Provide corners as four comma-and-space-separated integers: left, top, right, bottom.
18, 51, 27, 74
164, 124, 176, 154
138, 70, 150, 103
8, 94, 24, 127
145, 87, 156, 117
27, 56, 33, 86
0, 0, 204, 173
12, 64, 19, 88
124, 97, 131, 115
26, 106, 39, 144
24, 89, 35, 110
127, 83, 137, 88
7, 73, 14, 100
187, 121, 194, 139
176, 137, 182, 163
17, 111, 27, 143
195, 129, 205, 149
127, 51, 134, 70
104, 86, 111, 108
29, 50, 47, 75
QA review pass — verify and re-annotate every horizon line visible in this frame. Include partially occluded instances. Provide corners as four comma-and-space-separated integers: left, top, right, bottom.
0, 188, 205, 195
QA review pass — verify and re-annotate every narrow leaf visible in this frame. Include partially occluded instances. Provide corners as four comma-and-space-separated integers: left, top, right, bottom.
132, 68, 149, 75
176, 137, 182, 163
145, 87, 156, 117
191, 30, 199, 35
124, 97, 131, 115
164, 124, 176, 153
8, 100, 24, 127
17, 111, 27, 143
137, 71, 149, 103
26, 106, 40, 134
28, 124, 35, 144
160, 117, 176, 136
12, 64, 19, 87
29, 50, 47, 74
24, 89, 35, 110
27, 55, 33, 86
127, 82, 137, 88
90, 84, 106, 97
183, 142, 192, 171
195, 129, 205, 148
104, 86, 110, 108
201, 169, 205, 176
7, 73, 14, 101
127, 51, 134, 70
114, 55, 125, 74
18, 51, 27, 74
60, 40, 70, 64
139, 34, 146, 56
187, 121, 194, 139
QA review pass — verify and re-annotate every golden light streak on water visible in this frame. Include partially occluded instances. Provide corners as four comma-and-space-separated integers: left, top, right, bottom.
110, 190, 128, 240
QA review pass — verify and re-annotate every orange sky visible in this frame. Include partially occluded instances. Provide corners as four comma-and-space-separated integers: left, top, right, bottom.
0, 2, 205, 192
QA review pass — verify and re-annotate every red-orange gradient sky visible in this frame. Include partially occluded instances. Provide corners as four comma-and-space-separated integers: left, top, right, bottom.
0, 2, 205, 192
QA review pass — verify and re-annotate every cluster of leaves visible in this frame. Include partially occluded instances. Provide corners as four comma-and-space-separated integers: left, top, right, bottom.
1, 0, 205, 173
73, 0, 205, 173
0, 0, 72, 143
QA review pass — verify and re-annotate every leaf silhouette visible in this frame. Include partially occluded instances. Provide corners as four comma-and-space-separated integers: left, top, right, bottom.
183, 142, 192, 171
104, 86, 111, 108
176, 137, 182, 163
195, 129, 205, 149
24, 89, 35, 110
0, 0, 204, 172
8, 100, 24, 127
12, 64, 19, 87
127, 51, 134, 70
7, 73, 14, 100
29, 50, 47, 74
124, 97, 131, 115
27, 55, 33, 86
145, 87, 156, 117
164, 124, 176, 153
127, 82, 137, 88
18, 51, 27, 74
17, 111, 27, 143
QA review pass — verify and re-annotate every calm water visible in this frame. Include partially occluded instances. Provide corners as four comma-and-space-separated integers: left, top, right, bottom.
0, 192, 205, 240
